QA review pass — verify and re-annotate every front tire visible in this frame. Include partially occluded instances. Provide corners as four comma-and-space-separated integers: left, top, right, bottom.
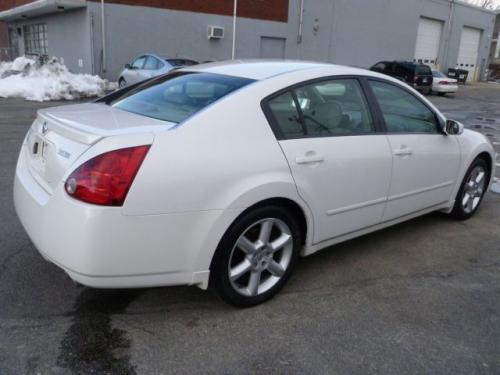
118, 78, 127, 88
450, 158, 489, 220
210, 206, 302, 307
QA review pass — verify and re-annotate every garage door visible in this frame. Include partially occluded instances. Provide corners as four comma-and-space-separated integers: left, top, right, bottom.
414, 17, 444, 69
457, 27, 481, 81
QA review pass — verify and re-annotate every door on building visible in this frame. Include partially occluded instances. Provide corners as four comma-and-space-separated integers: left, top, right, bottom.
414, 17, 444, 70
457, 26, 482, 81
260, 37, 286, 59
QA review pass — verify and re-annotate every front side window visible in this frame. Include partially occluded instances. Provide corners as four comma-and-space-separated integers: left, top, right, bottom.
23, 23, 48, 55
267, 79, 374, 139
369, 80, 438, 133
109, 72, 254, 123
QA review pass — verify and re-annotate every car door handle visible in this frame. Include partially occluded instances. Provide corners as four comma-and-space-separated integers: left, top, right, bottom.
394, 147, 413, 156
295, 153, 324, 164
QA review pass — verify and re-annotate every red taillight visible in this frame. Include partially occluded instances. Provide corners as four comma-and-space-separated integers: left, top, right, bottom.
65, 145, 150, 206
440, 80, 449, 85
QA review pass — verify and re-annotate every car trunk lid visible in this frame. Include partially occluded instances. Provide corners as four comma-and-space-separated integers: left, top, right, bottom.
24, 103, 173, 194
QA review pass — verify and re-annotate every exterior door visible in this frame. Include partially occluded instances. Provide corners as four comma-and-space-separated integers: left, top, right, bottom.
414, 17, 444, 69
264, 78, 392, 244
260, 37, 286, 59
367, 79, 461, 221
140, 56, 161, 81
457, 27, 481, 81
125, 56, 147, 84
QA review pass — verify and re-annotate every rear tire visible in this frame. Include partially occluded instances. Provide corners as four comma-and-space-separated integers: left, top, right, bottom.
210, 206, 302, 307
438, 92, 446, 97
450, 158, 489, 220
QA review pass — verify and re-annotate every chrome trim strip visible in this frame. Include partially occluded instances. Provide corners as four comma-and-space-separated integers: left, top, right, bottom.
387, 181, 455, 202
326, 197, 386, 216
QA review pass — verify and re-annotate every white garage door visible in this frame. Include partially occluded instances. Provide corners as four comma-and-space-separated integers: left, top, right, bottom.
414, 17, 443, 69
457, 27, 481, 81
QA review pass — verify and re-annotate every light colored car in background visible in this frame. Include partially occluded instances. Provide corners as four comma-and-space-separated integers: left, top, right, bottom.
14, 61, 495, 307
118, 54, 198, 88
432, 70, 458, 96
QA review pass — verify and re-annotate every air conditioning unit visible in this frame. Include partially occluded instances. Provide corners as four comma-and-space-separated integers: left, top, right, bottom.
208, 26, 224, 40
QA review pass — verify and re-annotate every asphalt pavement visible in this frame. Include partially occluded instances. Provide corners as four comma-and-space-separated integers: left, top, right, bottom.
0, 84, 499, 374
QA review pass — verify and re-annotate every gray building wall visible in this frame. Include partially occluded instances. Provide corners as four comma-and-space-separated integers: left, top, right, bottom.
7, 8, 92, 74
5, 0, 496, 81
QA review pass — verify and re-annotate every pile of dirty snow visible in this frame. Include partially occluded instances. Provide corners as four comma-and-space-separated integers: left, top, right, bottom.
0, 56, 116, 101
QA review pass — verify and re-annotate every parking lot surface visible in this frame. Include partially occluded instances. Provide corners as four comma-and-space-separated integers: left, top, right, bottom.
1, 84, 499, 374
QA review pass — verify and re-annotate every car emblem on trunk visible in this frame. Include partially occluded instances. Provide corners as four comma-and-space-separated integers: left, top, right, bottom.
41, 122, 48, 134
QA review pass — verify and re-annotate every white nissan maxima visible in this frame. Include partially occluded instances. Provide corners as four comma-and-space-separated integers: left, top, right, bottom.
14, 61, 495, 306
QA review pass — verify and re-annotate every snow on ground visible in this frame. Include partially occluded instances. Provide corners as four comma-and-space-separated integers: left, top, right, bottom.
0, 56, 117, 101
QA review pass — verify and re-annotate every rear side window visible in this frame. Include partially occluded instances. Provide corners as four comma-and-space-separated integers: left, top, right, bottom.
416, 66, 431, 75
131, 56, 146, 69
110, 72, 254, 123
267, 92, 304, 138
266, 78, 374, 139
144, 56, 160, 70
369, 80, 438, 133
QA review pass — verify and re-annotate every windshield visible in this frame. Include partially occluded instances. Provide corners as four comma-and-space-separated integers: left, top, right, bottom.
432, 71, 446, 78
109, 72, 254, 123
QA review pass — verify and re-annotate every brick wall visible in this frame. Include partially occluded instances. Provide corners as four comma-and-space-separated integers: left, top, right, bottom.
0, 0, 289, 22
88, 0, 289, 22
0, 21, 8, 60
0, 0, 33, 12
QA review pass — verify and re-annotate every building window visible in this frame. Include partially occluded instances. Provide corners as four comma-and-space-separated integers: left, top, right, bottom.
23, 23, 48, 55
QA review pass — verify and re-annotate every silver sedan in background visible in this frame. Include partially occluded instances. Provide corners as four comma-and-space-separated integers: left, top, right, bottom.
118, 54, 198, 87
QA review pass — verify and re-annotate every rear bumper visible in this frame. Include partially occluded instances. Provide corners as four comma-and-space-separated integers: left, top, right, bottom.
13, 145, 235, 289
413, 84, 432, 92
432, 85, 458, 93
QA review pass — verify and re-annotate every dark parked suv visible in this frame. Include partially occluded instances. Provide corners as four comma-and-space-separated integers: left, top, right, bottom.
370, 61, 433, 94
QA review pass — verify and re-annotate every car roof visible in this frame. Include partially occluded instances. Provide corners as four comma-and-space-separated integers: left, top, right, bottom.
375, 61, 430, 68
181, 59, 373, 80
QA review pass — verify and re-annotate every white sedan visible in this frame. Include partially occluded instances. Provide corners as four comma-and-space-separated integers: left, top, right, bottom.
432, 70, 459, 96
14, 61, 495, 306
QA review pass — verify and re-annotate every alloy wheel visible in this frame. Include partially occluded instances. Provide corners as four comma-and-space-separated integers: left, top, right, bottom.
462, 165, 486, 214
228, 218, 294, 297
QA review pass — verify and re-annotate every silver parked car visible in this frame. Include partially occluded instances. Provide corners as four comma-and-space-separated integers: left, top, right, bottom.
118, 54, 198, 87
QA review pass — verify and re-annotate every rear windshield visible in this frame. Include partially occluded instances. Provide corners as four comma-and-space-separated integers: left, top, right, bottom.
109, 72, 254, 123
167, 59, 198, 67
432, 71, 446, 78
416, 66, 432, 75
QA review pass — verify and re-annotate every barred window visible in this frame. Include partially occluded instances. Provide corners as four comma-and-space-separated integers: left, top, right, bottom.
23, 23, 48, 55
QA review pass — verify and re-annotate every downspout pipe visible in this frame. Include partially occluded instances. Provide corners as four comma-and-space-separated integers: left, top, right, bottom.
231, 0, 237, 59
101, 0, 106, 74
297, 0, 304, 43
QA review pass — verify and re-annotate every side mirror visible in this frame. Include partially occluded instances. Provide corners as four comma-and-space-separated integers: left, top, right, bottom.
125, 63, 132, 69
445, 119, 464, 135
